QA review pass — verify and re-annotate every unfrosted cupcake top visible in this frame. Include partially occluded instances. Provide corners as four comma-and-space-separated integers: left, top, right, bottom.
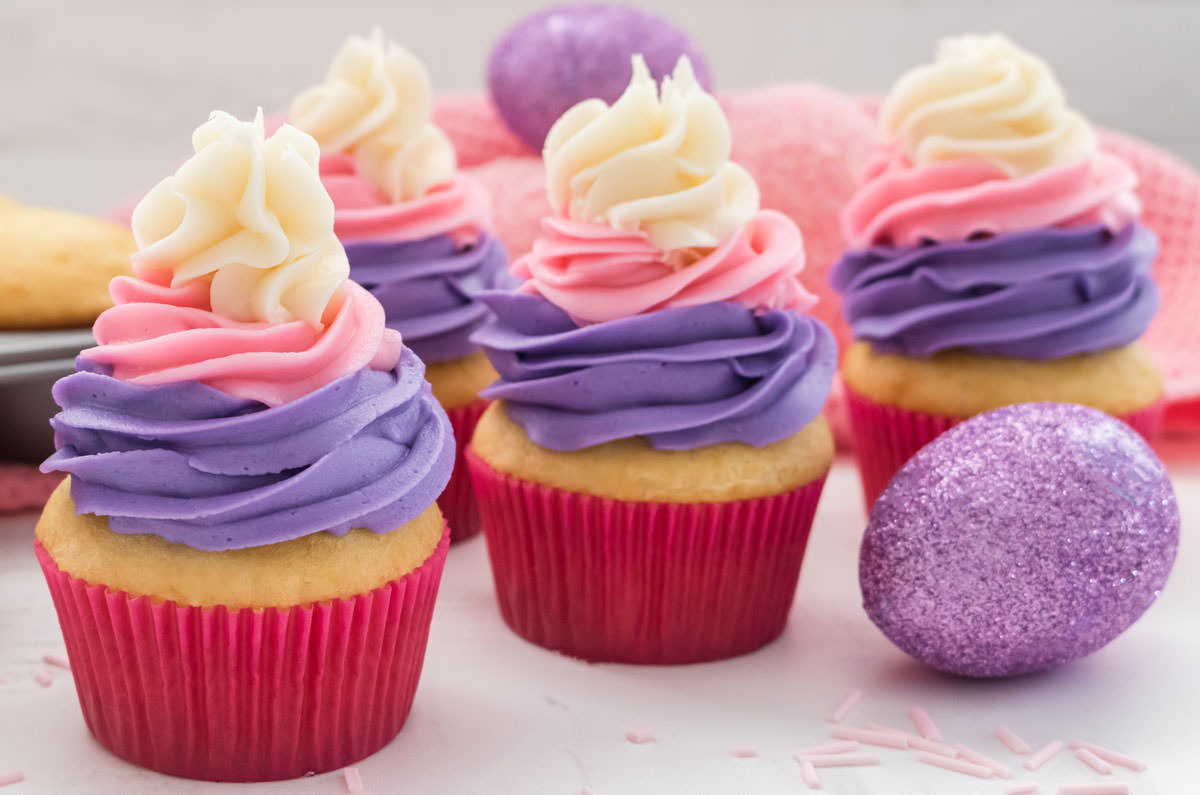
43, 111, 452, 551
830, 34, 1158, 359
290, 29, 508, 363
473, 56, 836, 451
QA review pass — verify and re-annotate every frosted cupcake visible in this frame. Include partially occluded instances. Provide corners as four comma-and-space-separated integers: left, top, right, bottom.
36, 112, 453, 781
290, 29, 508, 540
830, 34, 1163, 508
468, 57, 837, 664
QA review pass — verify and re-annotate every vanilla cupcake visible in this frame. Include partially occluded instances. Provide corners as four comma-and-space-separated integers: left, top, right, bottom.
468, 57, 837, 664
830, 34, 1163, 507
37, 111, 453, 781
289, 29, 508, 541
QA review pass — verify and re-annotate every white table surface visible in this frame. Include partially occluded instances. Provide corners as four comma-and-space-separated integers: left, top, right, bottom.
1, 447, 1197, 795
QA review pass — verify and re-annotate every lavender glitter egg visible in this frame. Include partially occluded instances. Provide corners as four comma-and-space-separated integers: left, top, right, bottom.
487, 3, 712, 151
860, 403, 1179, 678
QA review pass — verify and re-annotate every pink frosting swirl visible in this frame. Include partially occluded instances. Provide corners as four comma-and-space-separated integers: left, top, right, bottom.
85, 267, 402, 407
842, 150, 1140, 248
320, 152, 492, 247
514, 209, 817, 325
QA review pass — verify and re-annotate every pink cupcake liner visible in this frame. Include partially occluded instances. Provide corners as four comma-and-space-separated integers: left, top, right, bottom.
439, 399, 489, 542
35, 525, 450, 782
845, 386, 1167, 511
467, 450, 827, 664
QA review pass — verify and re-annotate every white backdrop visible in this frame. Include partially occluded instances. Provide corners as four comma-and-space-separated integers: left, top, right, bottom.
2, 0, 1198, 216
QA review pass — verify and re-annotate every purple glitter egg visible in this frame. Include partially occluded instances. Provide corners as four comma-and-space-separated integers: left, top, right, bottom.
860, 403, 1179, 678
487, 3, 712, 152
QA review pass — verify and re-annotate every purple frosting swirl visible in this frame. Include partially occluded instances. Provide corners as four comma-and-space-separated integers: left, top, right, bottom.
472, 292, 837, 451
344, 233, 510, 363
829, 223, 1159, 359
41, 349, 454, 552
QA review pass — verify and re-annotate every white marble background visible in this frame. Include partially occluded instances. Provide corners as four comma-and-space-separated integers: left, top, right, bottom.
2, 0, 1198, 217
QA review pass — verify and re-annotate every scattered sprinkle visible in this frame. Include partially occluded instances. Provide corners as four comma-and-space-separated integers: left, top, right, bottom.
797, 752, 881, 768
34, 671, 52, 688
1058, 784, 1128, 795
829, 725, 907, 749
1069, 740, 1146, 772
1074, 747, 1113, 775
1006, 783, 1039, 795
908, 736, 958, 758
42, 653, 71, 671
799, 760, 821, 789
864, 722, 908, 736
916, 752, 993, 779
625, 727, 654, 744
342, 766, 363, 793
908, 706, 942, 741
955, 743, 1013, 778
996, 724, 1033, 755
1025, 740, 1065, 771
795, 740, 858, 756
0, 772, 23, 788
581, 787, 598, 795
730, 745, 757, 759
827, 688, 863, 723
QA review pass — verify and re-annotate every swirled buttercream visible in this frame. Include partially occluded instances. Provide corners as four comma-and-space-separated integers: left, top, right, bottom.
43, 348, 453, 551
131, 110, 348, 326
514, 210, 815, 325
474, 292, 837, 450
830, 224, 1159, 359
291, 29, 456, 202
880, 34, 1095, 177
543, 55, 758, 251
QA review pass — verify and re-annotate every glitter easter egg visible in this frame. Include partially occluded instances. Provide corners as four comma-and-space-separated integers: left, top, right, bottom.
859, 403, 1179, 678
487, 3, 712, 152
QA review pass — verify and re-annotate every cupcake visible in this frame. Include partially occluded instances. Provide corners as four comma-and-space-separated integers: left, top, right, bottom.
36, 111, 454, 781
289, 29, 508, 541
830, 34, 1164, 508
467, 56, 838, 664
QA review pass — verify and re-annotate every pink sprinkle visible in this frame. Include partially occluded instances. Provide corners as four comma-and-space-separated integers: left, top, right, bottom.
625, 727, 654, 744
34, 671, 52, 688
1069, 740, 1146, 772
797, 752, 881, 768
342, 766, 363, 793
863, 722, 908, 736
731, 745, 757, 759
916, 752, 993, 779
795, 740, 858, 756
826, 688, 862, 723
908, 706, 942, 741
1058, 785, 1129, 795
1074, 747, 1113, 775
799, 760, 821, 789
0, 771, 22, 788
996, 724, 1033, 755
42, 653, 71, 671
908, 736, 958, 758
1006, 783, 1039, 795
581, 788, 598, 795
829, 725, 907, 749
956, 743, 1014, 778
1024, 740, 1065, 771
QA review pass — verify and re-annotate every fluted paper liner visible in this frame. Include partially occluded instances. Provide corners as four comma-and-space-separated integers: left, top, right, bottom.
468, 451, 827, 664
845, 386, 1167, 511
35, 526, 450, 782
440, 399, 489, 543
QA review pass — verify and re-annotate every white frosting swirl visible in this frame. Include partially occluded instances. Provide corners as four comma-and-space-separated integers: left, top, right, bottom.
291, 28, 456, 202
130, 110, 349, 326
880, 34, 1096, 177
543, 55, 759, 252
